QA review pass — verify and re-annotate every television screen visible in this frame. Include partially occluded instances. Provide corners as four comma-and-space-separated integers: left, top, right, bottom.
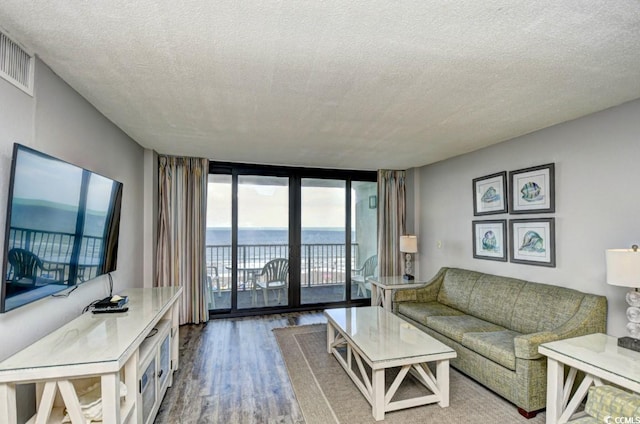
1, 144, 122, 312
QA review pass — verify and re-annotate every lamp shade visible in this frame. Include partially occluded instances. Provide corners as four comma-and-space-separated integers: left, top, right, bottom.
606, 248, 640, 288
400, 235, 418, 253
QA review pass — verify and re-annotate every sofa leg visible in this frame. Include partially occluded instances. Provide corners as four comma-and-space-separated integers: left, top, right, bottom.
517, 408, 538, 419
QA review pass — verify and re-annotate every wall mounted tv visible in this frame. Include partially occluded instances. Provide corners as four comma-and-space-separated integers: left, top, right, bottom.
1, 144, 122, 313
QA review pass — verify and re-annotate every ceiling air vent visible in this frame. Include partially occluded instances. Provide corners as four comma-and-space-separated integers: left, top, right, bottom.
0, 31, 34, 96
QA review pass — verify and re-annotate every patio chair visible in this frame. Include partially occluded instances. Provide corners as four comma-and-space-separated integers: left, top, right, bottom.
207, 266, 220, 308
256, 258, 289, 306
352, 255, 377, 297
7, 248, 44, 286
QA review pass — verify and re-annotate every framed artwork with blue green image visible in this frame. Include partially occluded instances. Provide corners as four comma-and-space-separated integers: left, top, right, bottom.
472, 220, 507, 261
473, 171, 508, 216
509, 163, 555, 214
510, 218, 555, 267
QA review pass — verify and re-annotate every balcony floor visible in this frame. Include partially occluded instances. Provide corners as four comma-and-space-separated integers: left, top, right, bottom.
208, 283, 369, 311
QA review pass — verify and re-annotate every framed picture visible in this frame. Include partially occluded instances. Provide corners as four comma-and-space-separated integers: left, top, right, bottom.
473, 171, 508, 216
509, 163, 555, 214
510, 218, 555, 267
472, 220, 507, 261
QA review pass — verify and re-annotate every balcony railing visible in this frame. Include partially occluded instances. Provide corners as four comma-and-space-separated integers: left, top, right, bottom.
6, 227, 105, 282
206, 243, 361, 291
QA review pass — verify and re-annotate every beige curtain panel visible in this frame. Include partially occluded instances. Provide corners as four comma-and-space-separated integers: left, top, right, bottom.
377, 170, 406, 277
156, 156, 209, 325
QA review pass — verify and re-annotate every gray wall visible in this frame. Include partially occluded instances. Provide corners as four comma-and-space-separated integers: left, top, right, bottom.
415, 98, 640, 337
0, 58, 145, 361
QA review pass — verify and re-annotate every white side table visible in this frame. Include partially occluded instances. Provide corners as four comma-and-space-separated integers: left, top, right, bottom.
367, 276, 424, 310
539, 333, 640, 424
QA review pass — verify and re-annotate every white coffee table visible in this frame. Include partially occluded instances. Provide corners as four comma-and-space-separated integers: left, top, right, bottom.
539, 333, 640, 424
324, 306, 456, 421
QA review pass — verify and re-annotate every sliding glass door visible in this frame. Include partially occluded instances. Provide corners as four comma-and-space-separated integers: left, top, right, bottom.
237, 175, 289, 309
206, 174, 232, 311
207, 163, 376, 316
351, 181, 378, 300
300, 178, 346, 304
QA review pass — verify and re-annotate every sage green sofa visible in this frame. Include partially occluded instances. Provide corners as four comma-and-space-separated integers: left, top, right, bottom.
392, 267, 607, 418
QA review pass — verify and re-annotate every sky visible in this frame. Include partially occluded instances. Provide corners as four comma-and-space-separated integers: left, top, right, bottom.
206, 180, 356, 228
14, 148, 116, 212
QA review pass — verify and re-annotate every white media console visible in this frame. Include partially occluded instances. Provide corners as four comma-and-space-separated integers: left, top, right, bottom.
0, 286, 183, 424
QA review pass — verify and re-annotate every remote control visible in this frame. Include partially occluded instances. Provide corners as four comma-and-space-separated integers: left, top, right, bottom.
92, 307, 129, 314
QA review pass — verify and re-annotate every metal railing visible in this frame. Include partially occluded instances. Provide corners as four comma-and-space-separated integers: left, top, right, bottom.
6, 227, 105, 282
206, 243, 361, 291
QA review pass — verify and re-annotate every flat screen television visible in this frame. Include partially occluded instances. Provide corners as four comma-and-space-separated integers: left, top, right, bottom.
1, 144, 123, 313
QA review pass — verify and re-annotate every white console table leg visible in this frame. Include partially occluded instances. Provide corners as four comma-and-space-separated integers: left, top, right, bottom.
370, 284, 379, 307
0, 383, 17, 424
100, 373, 121, 424
383, 289, 393, 311
546, 357, 564, 424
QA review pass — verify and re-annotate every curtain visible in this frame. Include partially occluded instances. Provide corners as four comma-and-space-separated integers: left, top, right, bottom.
377, 170, 406, 277
156, 156, 209, 325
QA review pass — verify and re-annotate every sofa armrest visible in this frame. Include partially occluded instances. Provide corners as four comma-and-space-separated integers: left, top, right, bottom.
515, 332, 560, 359
392, 267, 448, 306
516, 295, 607, 360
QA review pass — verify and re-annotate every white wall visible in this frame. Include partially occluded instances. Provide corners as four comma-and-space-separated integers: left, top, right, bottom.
0, 58, 145, 361
416, 99, 640, 337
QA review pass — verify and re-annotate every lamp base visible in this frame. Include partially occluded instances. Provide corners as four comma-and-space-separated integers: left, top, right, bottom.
403, 274, 414, 281
617, 336, 640, 352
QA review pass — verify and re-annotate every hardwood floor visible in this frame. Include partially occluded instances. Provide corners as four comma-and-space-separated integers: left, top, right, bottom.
155, 311, 327, 424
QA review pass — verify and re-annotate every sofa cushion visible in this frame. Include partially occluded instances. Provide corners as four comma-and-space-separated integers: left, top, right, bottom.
510, 283, 585, 334
585, 385, 640, 422
436, 268, 482, 313
397, 301, 464, 326
467, 274, 526, 329
461, 330, 521, 370
427, 314, 505, 344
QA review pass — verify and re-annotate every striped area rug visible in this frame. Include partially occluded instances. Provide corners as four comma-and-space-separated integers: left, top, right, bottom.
274, 323, 546, 424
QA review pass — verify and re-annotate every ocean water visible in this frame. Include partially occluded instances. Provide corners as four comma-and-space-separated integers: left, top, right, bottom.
206, 228, 353, 245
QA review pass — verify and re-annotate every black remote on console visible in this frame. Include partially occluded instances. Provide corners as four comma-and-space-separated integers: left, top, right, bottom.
92, 307, 129, 314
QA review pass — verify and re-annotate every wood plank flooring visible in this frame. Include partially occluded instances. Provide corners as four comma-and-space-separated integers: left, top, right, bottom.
155, 311, 327, 424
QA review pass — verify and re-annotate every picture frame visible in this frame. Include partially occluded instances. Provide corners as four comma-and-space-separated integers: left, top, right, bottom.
473, 171, 508, 216
509, 163, 555, 214
472, 220, 507, 262
510, 218, 555, 267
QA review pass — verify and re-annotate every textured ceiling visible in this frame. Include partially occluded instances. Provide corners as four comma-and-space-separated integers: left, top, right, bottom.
1, 1, 639, 170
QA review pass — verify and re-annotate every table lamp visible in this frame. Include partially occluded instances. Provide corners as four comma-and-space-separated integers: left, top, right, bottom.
606, 244, 640, 352
400, 235, 418, 281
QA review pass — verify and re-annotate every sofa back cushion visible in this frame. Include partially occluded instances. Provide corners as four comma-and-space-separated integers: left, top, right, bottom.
436, 268, 482, 313
467, 274, 527, 329
510, 282, 585, 333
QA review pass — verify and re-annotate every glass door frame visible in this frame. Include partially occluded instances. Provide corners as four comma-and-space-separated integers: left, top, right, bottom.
209, 161, 376, 318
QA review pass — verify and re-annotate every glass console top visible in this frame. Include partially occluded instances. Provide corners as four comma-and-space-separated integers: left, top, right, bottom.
0, 287, 181, 373
540, 333, 640, 385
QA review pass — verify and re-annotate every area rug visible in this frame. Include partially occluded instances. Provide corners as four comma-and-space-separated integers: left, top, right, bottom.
274, 323, 546, 424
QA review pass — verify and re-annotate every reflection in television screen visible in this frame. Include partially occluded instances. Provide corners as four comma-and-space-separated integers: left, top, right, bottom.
1, 144, 122, 313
